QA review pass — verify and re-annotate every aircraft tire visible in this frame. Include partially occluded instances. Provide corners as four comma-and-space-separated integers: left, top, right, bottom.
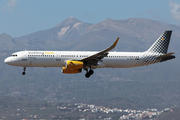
22, 72, 26, 75
85, 73, 90, 78
89, 69, 94, 75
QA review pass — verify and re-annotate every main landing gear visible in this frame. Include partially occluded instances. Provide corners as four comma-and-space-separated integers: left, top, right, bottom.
85, 69, 94, 78
22, 67, 26, 75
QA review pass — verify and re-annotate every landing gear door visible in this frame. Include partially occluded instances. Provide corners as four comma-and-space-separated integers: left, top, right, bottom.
22, 51, 28, 61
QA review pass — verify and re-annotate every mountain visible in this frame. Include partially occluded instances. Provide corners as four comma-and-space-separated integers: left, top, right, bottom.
1, 17, 180, 109
14, 17, 92, 50
13, 17, 179, 52
16, 17, 83, 41
0, 33, 16, 50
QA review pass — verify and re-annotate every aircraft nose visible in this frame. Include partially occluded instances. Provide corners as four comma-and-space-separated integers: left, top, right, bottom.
4, 57, 12, 65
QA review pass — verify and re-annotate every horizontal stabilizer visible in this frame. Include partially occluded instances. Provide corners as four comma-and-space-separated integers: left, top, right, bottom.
157, 52, 175, 59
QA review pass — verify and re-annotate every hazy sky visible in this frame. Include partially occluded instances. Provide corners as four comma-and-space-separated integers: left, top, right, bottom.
1, 0, 180, 37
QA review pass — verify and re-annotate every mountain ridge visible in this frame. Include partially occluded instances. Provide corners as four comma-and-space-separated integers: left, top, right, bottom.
55, 16, 82, 28
10, 17, 178, 52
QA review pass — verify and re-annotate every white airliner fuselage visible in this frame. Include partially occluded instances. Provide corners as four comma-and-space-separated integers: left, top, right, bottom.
4, 31, 175, 78
5, 51, 143, 68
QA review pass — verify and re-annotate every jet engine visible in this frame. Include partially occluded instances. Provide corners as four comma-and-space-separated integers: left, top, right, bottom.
65, 60, 83, 69
62, 60, 83, 74
62, 67, 82, 74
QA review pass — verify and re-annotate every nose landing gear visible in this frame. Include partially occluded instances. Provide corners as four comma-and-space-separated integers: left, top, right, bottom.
22, 67, 26, 75
85, 69, 94, 78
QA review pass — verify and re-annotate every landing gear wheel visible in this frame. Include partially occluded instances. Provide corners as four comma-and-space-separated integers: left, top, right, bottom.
22, 67, 26, 75
85, 73, 90, 78
22, 72, 26, 75
89, 69, 94, 75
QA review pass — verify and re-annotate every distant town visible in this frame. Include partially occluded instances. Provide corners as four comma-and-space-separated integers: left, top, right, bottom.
0, 99, 176, 120
57, 102, 173, 120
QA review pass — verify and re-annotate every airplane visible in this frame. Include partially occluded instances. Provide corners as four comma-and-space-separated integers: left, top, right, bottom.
4, 30, 175, 78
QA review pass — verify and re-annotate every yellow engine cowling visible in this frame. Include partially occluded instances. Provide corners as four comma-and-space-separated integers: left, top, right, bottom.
62, 61, 83, 74
62, 67, 82, 74
65, 60, 83, 70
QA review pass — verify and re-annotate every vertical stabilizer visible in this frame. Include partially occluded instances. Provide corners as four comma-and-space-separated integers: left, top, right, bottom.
147, 31, 172, 54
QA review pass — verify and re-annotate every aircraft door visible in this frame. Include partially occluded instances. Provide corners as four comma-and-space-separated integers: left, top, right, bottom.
56, 53, 61, 61
22, 51, 28, 61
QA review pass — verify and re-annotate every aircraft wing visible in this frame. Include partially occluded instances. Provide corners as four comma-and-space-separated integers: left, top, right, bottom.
81, 37, 119, 65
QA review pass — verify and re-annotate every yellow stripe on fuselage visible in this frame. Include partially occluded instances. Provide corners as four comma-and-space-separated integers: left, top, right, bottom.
45, 52, 54, 54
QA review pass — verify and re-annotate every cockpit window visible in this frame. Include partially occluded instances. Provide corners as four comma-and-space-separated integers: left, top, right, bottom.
12, 54, 17, 57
